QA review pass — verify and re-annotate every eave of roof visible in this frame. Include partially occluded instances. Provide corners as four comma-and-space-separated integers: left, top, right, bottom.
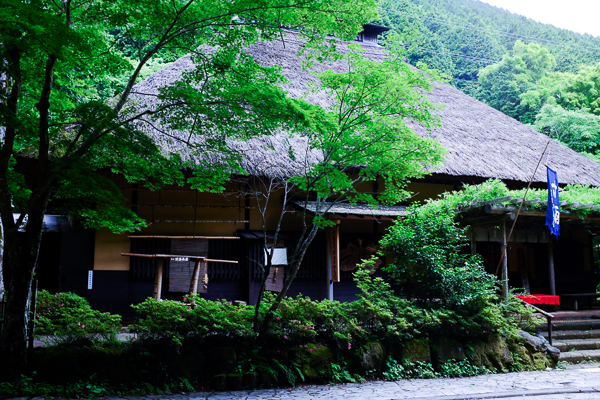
297, 201, 407, 218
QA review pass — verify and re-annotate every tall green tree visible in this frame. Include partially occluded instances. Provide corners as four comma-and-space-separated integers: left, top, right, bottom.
0, 0, 376, 373
478, 41, 555, 123
533, 105, 600, 161
557, 63, 600, 115
247, 40, 445, 340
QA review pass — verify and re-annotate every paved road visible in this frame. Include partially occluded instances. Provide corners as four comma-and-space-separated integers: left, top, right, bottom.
40, 364, 595, 400
11, 364, 600, 400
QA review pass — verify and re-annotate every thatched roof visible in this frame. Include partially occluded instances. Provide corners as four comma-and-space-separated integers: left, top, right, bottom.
129, 31, 600, 186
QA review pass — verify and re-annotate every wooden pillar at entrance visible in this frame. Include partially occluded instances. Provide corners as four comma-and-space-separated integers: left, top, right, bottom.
501, 220, 509, 300
153, 258, 164, 300
548, 240, 556, 295
326, 230, 333, 301
326, 223, 340, 301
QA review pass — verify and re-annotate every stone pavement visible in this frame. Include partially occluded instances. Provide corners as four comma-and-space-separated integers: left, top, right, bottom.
41, 364, 599, 400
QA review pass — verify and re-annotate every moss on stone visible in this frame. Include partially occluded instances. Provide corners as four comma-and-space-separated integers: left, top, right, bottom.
469, 335, 512, 372
430, 337, 465, 368
292, 343, 334, 383
401, 339, 431, 364
360, 341, 387, 370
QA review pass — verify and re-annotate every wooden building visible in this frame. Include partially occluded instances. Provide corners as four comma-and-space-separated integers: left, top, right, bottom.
32, 26, 600, 316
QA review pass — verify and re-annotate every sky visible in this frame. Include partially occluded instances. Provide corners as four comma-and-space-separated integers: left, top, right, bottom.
479, 0, 600, 37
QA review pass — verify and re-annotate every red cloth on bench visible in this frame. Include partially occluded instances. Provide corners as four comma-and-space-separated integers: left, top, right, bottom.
517, 294, 560, 305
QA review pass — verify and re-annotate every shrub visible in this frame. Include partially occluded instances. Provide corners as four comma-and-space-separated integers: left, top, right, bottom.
35, 290, 121, 344
131, 295, 255, 345
380, 205, 498, 311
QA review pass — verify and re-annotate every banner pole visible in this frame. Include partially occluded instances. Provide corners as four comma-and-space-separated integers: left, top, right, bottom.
495, 140, 551, 279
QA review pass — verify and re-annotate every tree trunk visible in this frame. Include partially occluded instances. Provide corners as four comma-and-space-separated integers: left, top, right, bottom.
0, 195, 49, 377
257, 224, 320, 340
0, 234, 40, 377
0, 218, 4, 300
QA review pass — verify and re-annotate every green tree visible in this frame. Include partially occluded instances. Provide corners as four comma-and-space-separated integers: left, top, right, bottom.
478, 41, 555, 123
377, 0, 455, 78
519, 71, 574, 112
533, 104, 600, 161
558, 63, 600, 115
247, 39, 445, 339
0, 0, 376, 373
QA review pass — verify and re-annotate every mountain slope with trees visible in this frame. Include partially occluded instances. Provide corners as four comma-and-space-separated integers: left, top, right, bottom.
379, 0, 600, 161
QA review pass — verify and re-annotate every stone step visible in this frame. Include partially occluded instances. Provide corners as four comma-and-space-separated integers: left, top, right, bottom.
553, 338, 600, 352
559, 349, 600, 363
540, 329, 600, 340
549, 319, 600, 331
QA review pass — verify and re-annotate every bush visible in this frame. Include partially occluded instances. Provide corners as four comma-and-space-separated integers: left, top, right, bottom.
131, 295, 255, 345
380, 205, 498, 311
35, 290, 121, 344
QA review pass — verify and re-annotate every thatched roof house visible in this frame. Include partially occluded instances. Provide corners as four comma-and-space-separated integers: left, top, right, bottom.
128, 30, 600, 187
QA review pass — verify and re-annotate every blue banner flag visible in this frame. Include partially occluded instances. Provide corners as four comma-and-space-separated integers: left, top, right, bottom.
546, 167, 560, 236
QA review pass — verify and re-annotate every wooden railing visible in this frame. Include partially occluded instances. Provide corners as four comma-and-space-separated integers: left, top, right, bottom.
520, 299, 554, 345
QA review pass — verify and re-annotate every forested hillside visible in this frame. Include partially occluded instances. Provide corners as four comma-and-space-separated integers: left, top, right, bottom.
378, 0, 600, 161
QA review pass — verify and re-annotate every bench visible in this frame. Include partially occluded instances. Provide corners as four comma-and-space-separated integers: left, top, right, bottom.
516, 294, 560, 306
560, 293, 599, 311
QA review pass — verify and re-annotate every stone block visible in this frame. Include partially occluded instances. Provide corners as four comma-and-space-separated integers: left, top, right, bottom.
401, 339, 431, 364
360, 341, 387, 370
430, 337, 466, 368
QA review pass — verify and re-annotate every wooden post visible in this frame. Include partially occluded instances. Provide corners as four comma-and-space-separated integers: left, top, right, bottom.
329, 223, 340, 284
188, 258, 203, 295
153, 258, 164, 300
501, 220, 509, 300
202, 261, 209, 292
548, 239, 556, 296
518, 249, 530, 294
326, 229, 333, 301
470, 231, 477, 256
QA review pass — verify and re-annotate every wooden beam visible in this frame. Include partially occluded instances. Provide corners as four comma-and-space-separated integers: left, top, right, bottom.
510, 198, 541, 206
501, 220, 509, 301
473, 196, 512, 207
152, 220, 249, 223
121, 253, 238, 264
461, 215, 509, 225
121, 187, 240, 193
485, 204, 518, 214
128, 235, 240, 239
129, 204, 254, 209
562, 202, 582, 210
524, 198, 542, 206
572, 203, 595, 210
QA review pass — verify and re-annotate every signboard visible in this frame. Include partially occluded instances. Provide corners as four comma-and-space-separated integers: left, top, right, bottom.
87, 270, 93, 290
264, 248, 288, 265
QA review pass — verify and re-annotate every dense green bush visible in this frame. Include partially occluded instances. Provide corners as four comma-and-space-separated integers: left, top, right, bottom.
35, 290, 121, 344
18, 267, 542, 395
380, 205, 498, 311
132, 296, 255, 344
